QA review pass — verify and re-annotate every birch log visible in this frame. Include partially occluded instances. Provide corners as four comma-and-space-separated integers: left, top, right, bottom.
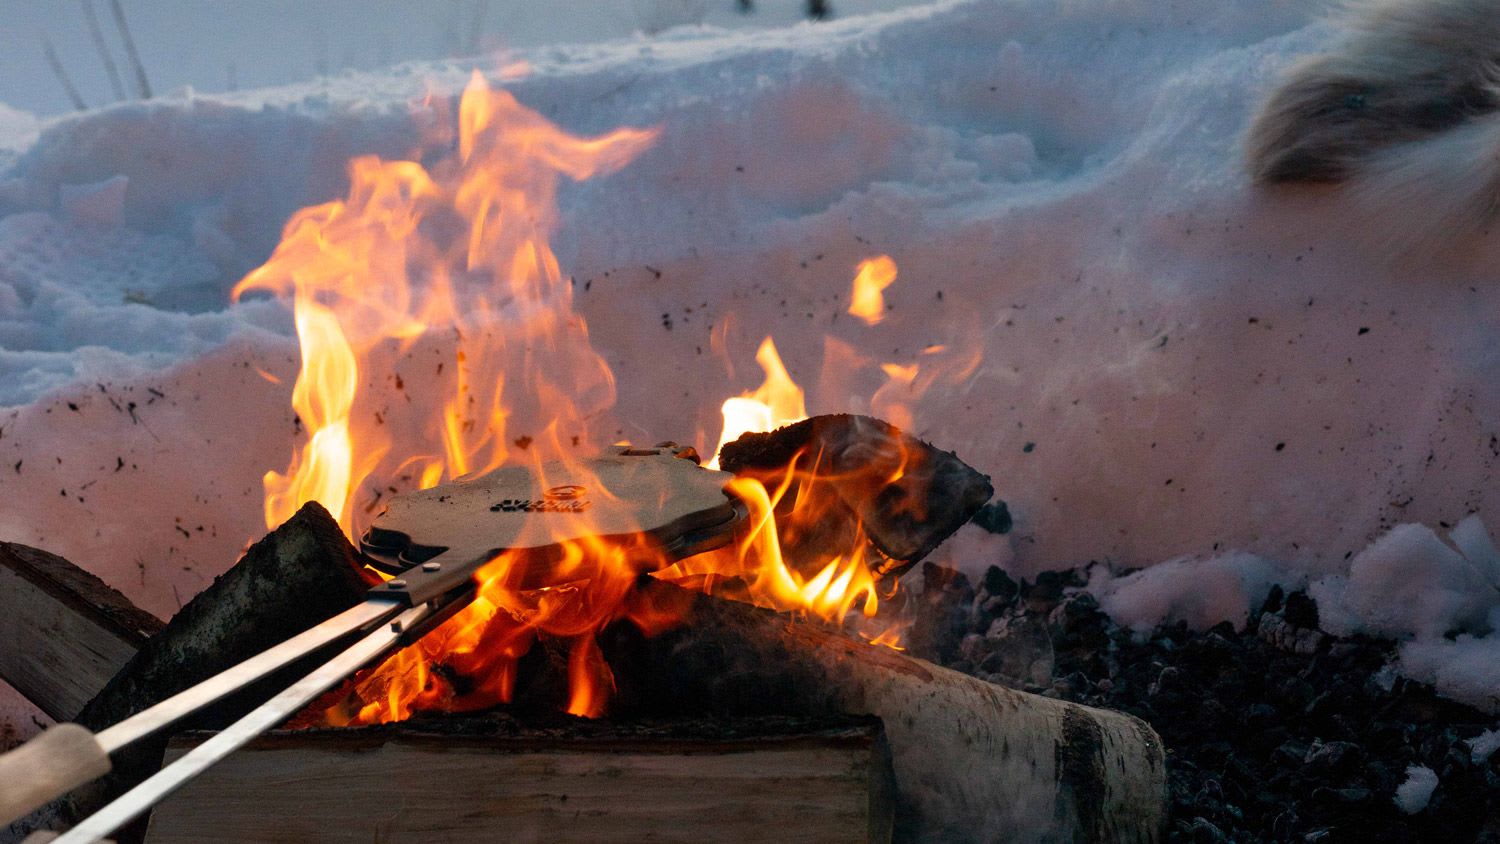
590, 581, 1165, 843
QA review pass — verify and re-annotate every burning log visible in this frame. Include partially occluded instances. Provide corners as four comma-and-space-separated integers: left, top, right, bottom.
0, 543, 162, 722
717, 415, 993, 578
144, 714, 893, 843
46, 502, 376, 829
515, 580, 1166, 843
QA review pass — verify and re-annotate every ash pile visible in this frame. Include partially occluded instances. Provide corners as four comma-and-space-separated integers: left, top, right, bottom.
909, 561, 1500, 842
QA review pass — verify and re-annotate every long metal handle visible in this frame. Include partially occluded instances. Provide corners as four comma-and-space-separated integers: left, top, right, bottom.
0, 599, 404, 827
97, 599, 404, 752
54, 603, 435, 844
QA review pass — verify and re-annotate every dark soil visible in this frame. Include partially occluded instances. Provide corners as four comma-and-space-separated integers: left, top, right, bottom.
905, 562, 1500, 843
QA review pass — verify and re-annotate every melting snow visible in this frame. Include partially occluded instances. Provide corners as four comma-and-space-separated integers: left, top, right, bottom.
1393, 765, 1438, 815
1467, 729, 1500, 764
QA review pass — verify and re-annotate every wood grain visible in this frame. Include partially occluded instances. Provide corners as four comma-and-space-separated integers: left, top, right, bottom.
146, 717, 892, 843
0, 543, 161, 721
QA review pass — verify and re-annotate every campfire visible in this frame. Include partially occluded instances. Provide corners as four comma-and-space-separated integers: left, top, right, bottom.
224, 72, 969, 728
0, 74, 1165, 843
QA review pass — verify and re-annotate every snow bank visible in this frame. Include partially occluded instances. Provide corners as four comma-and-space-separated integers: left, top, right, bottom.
1083, 514, 1500, 713
1, 1, 934, 116
0, 103, 37, 161
0, 0, 1497, 710
1397, 636, 1500, 716
1308, 516, 1500, 713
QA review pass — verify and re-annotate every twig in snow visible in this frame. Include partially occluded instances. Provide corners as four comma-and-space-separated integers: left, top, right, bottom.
82, 0, 127, 101
41, 34, 88, 111
108, 0, 152, 99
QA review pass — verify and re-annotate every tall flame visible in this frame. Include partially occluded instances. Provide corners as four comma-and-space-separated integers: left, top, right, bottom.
235, 71, 658, 531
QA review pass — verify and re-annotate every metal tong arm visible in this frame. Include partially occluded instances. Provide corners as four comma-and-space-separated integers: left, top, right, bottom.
0, 598, 407, 826
53, 601, 443, 844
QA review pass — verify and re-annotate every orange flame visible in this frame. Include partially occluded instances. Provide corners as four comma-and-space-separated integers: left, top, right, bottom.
707, 336, 807, 470
848, 255, 897, 325
245, 75, 914, 726
235, 70, 658, 531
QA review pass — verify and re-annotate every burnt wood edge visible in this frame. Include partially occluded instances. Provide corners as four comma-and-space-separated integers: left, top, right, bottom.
717, 413, 869, 473
0, 542, 163, 645
718, 413, 993, 571
167, 713, 887, 755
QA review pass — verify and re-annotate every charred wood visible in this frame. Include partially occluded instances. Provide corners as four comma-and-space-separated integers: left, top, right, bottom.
718, 414, 992, 579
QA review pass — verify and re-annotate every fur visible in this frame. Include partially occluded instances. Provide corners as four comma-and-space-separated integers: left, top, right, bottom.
1247, 0, 1500, 183
1246, 0, 1500, 252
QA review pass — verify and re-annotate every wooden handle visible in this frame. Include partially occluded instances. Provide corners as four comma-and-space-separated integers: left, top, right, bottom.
0, 723, 111, 826
20, 832, 114, 843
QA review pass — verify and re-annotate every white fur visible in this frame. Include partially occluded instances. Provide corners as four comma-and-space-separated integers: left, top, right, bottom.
1349, 109, 1500, 252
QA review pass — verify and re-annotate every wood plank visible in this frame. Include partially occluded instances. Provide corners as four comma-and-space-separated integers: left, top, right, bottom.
146, 715, 892, 844
0, 542, 162, 721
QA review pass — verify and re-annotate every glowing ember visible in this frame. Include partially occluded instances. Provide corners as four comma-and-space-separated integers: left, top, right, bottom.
848, 255, 897, 326
243, 73, 911, 725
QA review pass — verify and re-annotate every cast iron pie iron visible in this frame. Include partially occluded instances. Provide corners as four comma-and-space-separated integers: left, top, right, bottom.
360, 443, 744, 600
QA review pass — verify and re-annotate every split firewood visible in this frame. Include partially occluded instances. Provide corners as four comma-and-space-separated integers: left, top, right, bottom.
145, 714, 892, 843
65, 501, 377, 829
512, 580, 1166, 843
0, 543, 162, 722
718, 415, 993, 579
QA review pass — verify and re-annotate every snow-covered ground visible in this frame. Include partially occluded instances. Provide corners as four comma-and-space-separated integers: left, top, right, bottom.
1, 0, 1498, 724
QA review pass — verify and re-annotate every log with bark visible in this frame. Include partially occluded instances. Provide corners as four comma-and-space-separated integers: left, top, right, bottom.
145, 714, 893, 843
588, 580, 1162, 842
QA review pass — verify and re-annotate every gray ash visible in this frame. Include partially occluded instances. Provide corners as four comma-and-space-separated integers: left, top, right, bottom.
908, 563, 1500, 842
